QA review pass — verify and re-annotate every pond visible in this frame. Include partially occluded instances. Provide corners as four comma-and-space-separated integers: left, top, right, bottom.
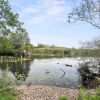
0, 57, 97, 89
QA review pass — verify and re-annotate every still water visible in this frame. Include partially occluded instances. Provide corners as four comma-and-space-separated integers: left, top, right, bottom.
0, 58, 81, 88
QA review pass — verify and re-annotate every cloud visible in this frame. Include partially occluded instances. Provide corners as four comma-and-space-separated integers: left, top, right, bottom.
42, 0, 65, 7
24, 6, 39, 14
18, 0, 71, 24
46, 5, 65, 16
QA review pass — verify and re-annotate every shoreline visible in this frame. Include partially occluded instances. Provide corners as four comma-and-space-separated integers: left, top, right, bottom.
0, 58, 31, 63
16, 85, 79, 100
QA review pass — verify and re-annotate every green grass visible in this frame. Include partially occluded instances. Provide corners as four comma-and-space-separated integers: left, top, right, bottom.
0, 71, 17, 100
77, 85, 100, 100
0, 89, 16, 100
59, 96, 68, 100
59, 86, 100, 100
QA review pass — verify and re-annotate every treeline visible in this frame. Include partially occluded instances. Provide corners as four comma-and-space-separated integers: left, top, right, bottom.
32, 47, 100, 57
0, 0, 33, 55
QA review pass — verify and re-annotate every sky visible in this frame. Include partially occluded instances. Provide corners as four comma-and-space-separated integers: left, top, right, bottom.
9, 0, 100, 48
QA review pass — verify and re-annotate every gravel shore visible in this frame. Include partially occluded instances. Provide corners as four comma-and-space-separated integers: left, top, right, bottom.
17, 85, 78, 100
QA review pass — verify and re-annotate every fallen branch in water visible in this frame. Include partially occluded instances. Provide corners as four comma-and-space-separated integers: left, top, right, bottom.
60, 69, 65, 78
45, 69, 50, 74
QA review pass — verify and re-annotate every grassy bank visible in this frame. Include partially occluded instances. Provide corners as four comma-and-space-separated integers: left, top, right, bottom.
0, 71, 17, 100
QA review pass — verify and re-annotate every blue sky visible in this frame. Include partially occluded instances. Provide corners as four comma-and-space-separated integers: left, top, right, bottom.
9, 0, 100, 48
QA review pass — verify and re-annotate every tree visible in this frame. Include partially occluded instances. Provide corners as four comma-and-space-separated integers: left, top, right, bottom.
10, 27, 30, 49
0, 36, 14, 53
68, 0, 100, 75
0, 0, 31, 53
0, 0, 21, 36
68, 0, 100, 29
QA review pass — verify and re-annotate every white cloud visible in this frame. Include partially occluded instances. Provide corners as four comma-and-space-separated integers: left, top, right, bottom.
42, 0, 65, 7
24, 6, 39, 14
47, 5, 65, 16
19, 5, 39, 17
26, 16, 46, 25
19, 0, 71, 24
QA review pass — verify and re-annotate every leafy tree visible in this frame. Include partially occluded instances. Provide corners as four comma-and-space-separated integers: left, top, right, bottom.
0, 0, 31, 53
0, 0, 21, 36
68, 0, 100, 29
24, 44, 34, 52
10, 27, 30, 49
0, 36, 14, 53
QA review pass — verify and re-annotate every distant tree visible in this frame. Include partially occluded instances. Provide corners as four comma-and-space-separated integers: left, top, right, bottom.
37, 43, 49, 48
68, 0, 100, 29
80, 36, 100, 49
10, 27, 30, 49
24, 44, 34, 52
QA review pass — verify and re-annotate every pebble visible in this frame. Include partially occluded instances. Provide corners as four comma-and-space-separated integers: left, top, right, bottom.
16, 85, 78, 100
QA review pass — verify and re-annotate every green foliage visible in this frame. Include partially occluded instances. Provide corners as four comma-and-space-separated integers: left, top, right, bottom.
0, 0, 20, 35
59, 85, 100, 100
77, 85, 100, 100
32, 47, 100, 57
24, 44, 33, 52
0, 71, 17, 100
0, 71, 14, 89
0, 90, 16, 100
0, 36, 14, 53
11, 27, 30, 49
59, 96, 68, 100
0, 0, 32, 54
15, 72, 26, 85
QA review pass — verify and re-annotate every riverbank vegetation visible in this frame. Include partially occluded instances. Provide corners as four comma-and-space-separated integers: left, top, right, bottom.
0, 71, 17, 100
32, 46, 100, 57
59, 87, 100, 100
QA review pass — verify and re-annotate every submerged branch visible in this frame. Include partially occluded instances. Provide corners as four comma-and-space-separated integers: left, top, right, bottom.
60, 69, 65, 78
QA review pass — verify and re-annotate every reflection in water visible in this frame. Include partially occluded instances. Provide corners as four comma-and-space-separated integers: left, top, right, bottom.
0, 60, 32, 81
0, 58, 80, 88
24, 58, 80, 88
0, 57, 99, 88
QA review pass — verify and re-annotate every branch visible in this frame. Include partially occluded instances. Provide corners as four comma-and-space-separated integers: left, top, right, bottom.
69, 16, 100, 29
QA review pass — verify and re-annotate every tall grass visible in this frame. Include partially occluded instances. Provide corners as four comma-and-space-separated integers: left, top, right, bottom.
0, 71, 17, 100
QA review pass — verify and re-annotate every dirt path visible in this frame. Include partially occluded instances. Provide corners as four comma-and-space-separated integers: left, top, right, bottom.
17, 85, 78, 100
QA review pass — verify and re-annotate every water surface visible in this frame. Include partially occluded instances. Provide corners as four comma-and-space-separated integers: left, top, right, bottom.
0, 58, 81, 88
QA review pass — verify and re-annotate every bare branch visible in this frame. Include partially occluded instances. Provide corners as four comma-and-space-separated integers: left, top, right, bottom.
68, 0, 100, 29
